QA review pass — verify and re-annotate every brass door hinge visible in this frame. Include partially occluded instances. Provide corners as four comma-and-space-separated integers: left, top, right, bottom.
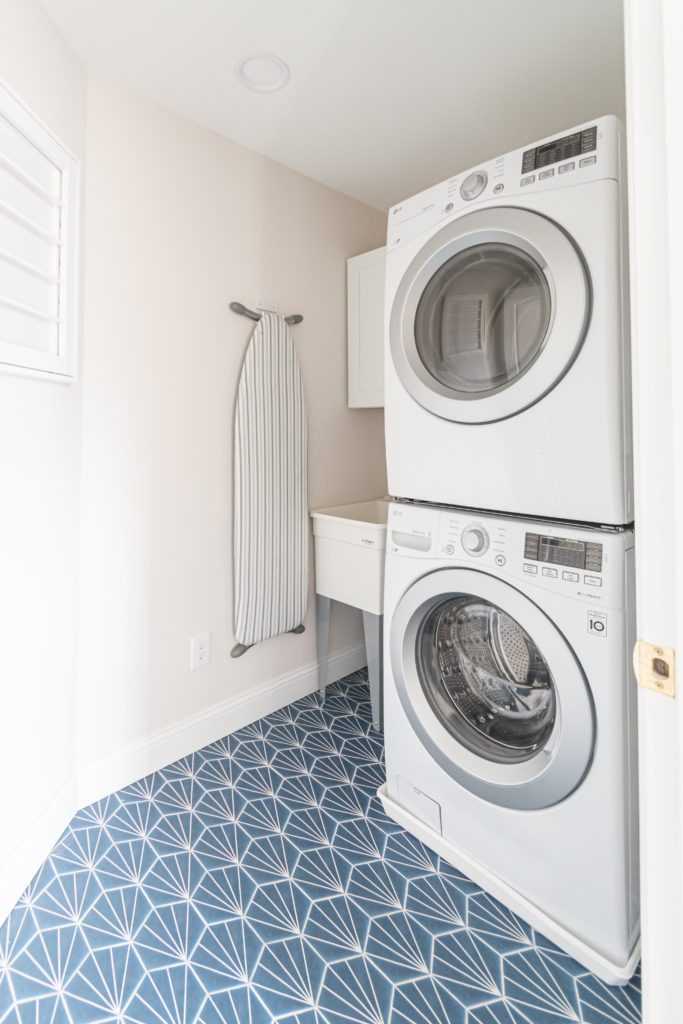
634, 640, 675, 697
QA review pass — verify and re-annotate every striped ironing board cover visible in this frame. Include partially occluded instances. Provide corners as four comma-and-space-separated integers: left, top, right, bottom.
234, 312, 308, 647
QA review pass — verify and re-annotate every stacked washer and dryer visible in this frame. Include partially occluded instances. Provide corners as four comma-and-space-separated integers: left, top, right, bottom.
379, 116, 638, 985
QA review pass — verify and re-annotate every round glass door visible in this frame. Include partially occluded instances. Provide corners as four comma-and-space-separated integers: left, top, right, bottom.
414, 244, 552, 398
389, 568, 595, 809
390, 207, 590, 424
417, 596, 556, 764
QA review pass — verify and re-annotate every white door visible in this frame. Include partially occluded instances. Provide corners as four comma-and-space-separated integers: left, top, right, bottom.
389, 207, 590, 423
624, 1, 683, 1020
389, 568, 595, 810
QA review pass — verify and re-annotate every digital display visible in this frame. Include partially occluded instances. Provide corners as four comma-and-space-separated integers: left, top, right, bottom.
537, 133, 580, 155
539, 537, 585, 568
524, 532, 603, 572
522, 125, 597, 173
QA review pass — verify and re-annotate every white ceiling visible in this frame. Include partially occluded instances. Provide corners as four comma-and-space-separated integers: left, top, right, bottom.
40, 0, 625, 211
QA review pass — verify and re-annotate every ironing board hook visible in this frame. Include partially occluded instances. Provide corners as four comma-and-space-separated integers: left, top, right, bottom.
230, 301, 303, 326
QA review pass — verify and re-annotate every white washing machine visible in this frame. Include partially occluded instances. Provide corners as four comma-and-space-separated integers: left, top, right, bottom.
379, 500, 639, 984
385, 116, 632, 526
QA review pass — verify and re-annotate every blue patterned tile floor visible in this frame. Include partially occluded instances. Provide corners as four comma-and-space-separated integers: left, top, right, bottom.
0, 670, 640, 1023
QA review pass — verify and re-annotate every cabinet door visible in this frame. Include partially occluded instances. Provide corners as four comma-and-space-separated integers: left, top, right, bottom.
347, 246, 386, 407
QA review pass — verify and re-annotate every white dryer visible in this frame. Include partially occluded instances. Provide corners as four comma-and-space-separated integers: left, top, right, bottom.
379, 501, 639, 984
385, 116, 632, 525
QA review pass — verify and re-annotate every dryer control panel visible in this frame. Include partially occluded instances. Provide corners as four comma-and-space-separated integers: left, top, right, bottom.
387, 114, 621, 251
521, 125, 598, 174
388, 502, 631, 610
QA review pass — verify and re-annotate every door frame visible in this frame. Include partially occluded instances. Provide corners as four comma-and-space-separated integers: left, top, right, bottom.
624, 0, 683, 1019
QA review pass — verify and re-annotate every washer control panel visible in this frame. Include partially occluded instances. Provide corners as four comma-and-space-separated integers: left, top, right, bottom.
388, 503, 630, 608
523, 531, 603, 572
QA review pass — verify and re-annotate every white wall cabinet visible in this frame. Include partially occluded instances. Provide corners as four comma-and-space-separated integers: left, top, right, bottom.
347, 245, 386, 407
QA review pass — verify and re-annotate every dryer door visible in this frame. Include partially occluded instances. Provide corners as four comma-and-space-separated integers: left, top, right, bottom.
389, 568, 595, 809
389, 207, 590, 423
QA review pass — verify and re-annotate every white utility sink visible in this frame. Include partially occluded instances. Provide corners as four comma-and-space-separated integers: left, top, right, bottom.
310, 499, 389, 614
310, 498, 389, 730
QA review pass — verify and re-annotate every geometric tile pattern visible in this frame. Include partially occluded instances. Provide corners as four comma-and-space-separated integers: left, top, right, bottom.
0, 670, 641, 1023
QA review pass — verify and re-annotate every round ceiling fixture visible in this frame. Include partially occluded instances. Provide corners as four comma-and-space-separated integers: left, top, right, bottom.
236, 52, 290, 93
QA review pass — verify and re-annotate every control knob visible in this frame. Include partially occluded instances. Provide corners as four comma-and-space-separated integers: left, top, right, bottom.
460, 170, 488, 201
462, 525, 489, 556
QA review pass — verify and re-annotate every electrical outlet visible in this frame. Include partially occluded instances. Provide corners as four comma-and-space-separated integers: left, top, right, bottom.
191, 633, 211, 671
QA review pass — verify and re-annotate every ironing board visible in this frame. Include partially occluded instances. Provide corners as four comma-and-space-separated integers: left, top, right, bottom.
232, 311, 308, 656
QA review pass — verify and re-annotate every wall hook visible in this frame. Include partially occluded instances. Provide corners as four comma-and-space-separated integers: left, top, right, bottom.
230, 301, 303, 326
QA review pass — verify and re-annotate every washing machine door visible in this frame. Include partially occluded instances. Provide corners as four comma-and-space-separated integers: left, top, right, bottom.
389, 207, 590, 423
390, 568, 595, 809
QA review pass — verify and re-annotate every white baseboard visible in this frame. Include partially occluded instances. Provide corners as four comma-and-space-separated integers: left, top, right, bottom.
77, 642, 366, 807
0, 643, 366, 927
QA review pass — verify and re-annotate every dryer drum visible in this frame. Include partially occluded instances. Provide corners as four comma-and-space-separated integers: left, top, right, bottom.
414, 242, 552, 397
418, 596, 557, 763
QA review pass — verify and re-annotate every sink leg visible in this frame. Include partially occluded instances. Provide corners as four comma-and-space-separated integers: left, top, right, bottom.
316, 594, 331, 701
363, 610, 383, 731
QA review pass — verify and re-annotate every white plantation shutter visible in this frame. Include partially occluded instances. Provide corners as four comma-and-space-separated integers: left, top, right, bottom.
0, 83, 79, 378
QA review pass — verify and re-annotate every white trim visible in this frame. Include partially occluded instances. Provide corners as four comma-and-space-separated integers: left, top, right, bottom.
378, 783, 640, 987
624, 1, 683, 1018
0, 643, 367, 926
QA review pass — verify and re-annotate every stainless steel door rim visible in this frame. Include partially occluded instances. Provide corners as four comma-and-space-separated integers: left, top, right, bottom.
389, 206, 591, 424
390, 567, 595, 809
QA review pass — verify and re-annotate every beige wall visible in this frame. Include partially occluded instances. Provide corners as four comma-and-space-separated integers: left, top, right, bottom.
77, 78, 386, 765
0, 0, 85, 884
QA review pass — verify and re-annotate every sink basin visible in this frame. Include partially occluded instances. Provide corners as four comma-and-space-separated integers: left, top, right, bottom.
310, 498, 389, 613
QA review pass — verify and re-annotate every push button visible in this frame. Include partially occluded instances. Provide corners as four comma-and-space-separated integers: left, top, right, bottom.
558, 162, 575, 174
495, 554, 506, 566
579, 155, 596, 167
584, 574, 602, 587
521, 174, 535, 187
539, 168, 555, 180
523, 563, 538, 574
562, 571, 579, 582
542, 567, 558, 578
